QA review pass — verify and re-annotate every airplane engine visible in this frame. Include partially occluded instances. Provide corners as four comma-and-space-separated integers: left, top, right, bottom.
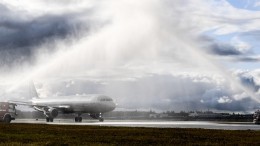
47, 108, 59, 118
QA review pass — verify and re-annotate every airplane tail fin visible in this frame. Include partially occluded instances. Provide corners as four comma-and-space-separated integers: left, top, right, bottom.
29, 80, 39, 99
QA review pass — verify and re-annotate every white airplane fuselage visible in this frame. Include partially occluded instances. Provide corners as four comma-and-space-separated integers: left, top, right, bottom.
31, 94, 116, 122
32, 95, 116, 113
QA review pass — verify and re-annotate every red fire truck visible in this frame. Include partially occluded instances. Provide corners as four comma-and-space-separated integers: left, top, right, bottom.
0, 102, 16, 123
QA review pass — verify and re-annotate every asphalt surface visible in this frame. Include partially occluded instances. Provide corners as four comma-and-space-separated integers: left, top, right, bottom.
12, 119, 260, 130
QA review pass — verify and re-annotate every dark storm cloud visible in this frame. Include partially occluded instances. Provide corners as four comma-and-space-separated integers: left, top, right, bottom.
210, 98, 253, 111
209, 43, 243, 56
199, 35, 260, 63
232, 56, 260, 62
199, 36, 248, 56
238, 72, 260, 92
0, 4, 89, 66
0, 15, 83, 49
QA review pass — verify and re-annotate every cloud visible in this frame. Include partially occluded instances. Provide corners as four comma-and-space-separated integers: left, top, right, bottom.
218, 96, 232, 103
209, 42, 246, 56
199, 35, 252, 58
235, 70, 260, 92
232, 56, 260, 62
0, 3, 91, 66
242, 30, 260, 40
255, 2, 260, 7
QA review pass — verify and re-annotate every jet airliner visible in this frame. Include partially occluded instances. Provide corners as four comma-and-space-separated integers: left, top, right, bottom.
31, 94, 116, 122
11, 83, 116, 122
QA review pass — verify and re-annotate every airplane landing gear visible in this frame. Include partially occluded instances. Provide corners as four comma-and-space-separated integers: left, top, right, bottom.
99, 117, 104, 122
75, 116, 82, 122
46, 117, 54, 122
90, 113, 104, 122
75, 113, 83, 122
98, 113, 104, 122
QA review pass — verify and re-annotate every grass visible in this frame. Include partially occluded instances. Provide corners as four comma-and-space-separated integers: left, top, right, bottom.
0, 123, 260, 145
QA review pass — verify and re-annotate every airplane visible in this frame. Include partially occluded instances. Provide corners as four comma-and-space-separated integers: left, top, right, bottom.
31, 95, 116, 122
10, 83, 116, 122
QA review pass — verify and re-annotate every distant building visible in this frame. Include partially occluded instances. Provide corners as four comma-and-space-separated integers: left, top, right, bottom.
149, 113, 168, 118
189, 111, 222, 118
149, 114, 159, 118
159, 113, 168, 118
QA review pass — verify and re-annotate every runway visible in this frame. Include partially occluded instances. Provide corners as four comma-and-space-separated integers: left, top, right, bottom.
12, 119, 260, 130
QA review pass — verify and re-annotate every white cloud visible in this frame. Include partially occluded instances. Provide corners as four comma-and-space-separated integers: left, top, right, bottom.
233, 92, 249, 101
231, 36, 251, 53
254, 1, 260, 7
218, 96, 232, 103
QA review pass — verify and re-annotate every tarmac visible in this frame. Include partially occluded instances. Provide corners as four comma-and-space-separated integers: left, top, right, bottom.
12, 119, 260, 130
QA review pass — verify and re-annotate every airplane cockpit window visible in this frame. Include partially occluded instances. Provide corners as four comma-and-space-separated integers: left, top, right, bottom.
99, 98, 113, 101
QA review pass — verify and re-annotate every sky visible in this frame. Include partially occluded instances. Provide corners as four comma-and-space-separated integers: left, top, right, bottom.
0, 0, 260, 112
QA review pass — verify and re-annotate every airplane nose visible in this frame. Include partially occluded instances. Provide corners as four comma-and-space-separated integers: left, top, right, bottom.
111, 102, 116, 110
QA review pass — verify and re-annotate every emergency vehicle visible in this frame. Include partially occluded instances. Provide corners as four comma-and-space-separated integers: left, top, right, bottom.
0, 102, 16, 123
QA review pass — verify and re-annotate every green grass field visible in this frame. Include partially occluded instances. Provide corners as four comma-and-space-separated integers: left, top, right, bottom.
0, 123, 260, 145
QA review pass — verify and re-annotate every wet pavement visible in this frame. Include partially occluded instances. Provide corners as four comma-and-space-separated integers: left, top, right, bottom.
12, 119, 260, 130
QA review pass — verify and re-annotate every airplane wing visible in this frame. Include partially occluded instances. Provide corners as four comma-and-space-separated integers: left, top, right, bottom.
8, 100, 33, 106
8, 100, 70, 108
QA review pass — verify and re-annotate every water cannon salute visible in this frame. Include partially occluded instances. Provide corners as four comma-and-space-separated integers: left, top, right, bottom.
0, 0, 260, 124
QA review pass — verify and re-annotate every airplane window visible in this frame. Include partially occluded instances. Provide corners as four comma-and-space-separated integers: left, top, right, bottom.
98, 96, 113, 102
99, 98, 112, 101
